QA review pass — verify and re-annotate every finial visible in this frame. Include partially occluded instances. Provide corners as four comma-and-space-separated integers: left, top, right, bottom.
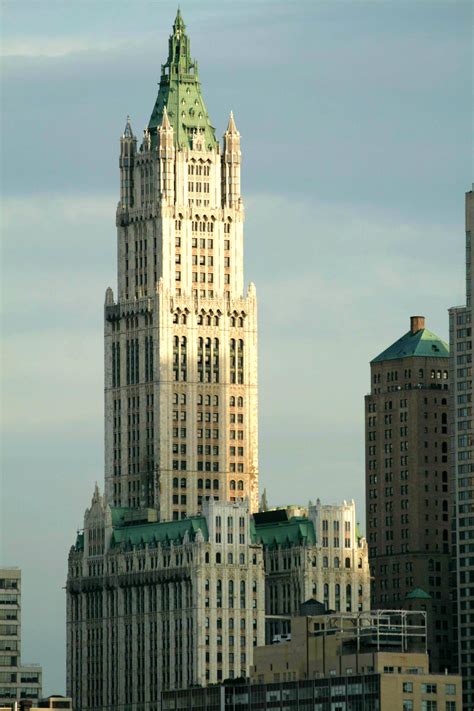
123, 115, 133, 139
174, 7, 185, 31
226, 110, 238, 135
161, 106, 172, 130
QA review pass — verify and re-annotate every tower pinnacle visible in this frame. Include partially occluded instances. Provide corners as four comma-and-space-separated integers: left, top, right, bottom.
147, 13, 216, 149
226, 110, 239, 135
123, 115, 134, 139
161, 105, 171, 130
173, 7, 185, 34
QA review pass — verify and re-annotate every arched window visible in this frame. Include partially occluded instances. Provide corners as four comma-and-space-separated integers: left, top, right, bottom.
230, 396, 235, 407
345, 557, 351, 569
213, 479, 219, 490
237, 397, 243, 407
216, 553, 221, 564
346, 584, 352, 612
239, 553, 245, 564
323, 556, 328, 568
213, 395, 219, 406
198, 479, 203, 489
228, 553, 233, 564
180, 478, 186, 489
237, 480, 244, 491
205, 552, 210, 564
173, 477, 179, 488
230, 480, 236, 490
419, 369, 424, 379
205, 479, 211, 489
324, 584, 329, 603
334, 557, 340, 569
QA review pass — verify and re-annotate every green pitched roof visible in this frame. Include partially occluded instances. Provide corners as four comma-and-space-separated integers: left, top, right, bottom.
252, 516, 316, 548
111, 515, 208, 549
148, 10, 217, 150
371, 328, 449, 364
405, 587, 432, 600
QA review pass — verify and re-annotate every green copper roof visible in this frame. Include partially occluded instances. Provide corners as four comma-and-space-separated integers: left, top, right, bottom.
148, 10, 217, 150
405, 587, 432, 600
252, 516, 316, 548
371, 328, 449, 364
112, 515, 208, 549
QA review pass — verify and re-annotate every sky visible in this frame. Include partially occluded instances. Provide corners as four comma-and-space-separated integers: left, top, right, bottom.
0, 0, 472, 695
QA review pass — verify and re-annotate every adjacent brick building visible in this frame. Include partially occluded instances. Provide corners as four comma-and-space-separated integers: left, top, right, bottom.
365, 316, 453, 672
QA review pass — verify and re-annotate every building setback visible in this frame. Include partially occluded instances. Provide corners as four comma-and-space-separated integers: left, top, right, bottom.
450, 187, 474, 709
0, 569, 42, 709
365, 316, 453, 672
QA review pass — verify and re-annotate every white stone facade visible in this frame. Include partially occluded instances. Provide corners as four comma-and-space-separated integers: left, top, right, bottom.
67, 492, 265, 710
259, 501, 371, 641
104, 90, 258, 520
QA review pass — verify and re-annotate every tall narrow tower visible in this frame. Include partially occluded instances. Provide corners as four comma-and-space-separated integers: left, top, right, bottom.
450, 187, 474, 708
104, 11, 258, 520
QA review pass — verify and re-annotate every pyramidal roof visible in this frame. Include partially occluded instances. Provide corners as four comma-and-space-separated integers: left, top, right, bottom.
148, 10, 217, 150
371, 316, 449, 364
405, 587, 432, 600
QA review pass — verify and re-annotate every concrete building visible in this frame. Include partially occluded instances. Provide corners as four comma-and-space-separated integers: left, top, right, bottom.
365, 315, 453, 672
253, 501, 370, 642
162, 607, 462, 710
67, 490, 265, 709
450, 187, 474, 708
104, 8, 258, 518
0, 570, 42, 709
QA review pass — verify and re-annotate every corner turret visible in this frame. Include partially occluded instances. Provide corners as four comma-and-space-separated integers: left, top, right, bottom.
119, 116, 136, 210
222, 111, 241, 208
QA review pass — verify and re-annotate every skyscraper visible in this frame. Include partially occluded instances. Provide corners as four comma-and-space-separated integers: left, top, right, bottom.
450, 187, 474, 708
365, 316, 453, 672
105, 9, 258, 520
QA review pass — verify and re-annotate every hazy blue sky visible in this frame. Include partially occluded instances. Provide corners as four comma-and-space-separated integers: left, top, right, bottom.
1, 0, 472, 694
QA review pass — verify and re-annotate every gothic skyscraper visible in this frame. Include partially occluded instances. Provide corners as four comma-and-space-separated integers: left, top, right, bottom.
104, 10, 258, 519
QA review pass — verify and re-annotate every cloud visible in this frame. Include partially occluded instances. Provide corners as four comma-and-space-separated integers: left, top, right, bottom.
1, 36, 131, 58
